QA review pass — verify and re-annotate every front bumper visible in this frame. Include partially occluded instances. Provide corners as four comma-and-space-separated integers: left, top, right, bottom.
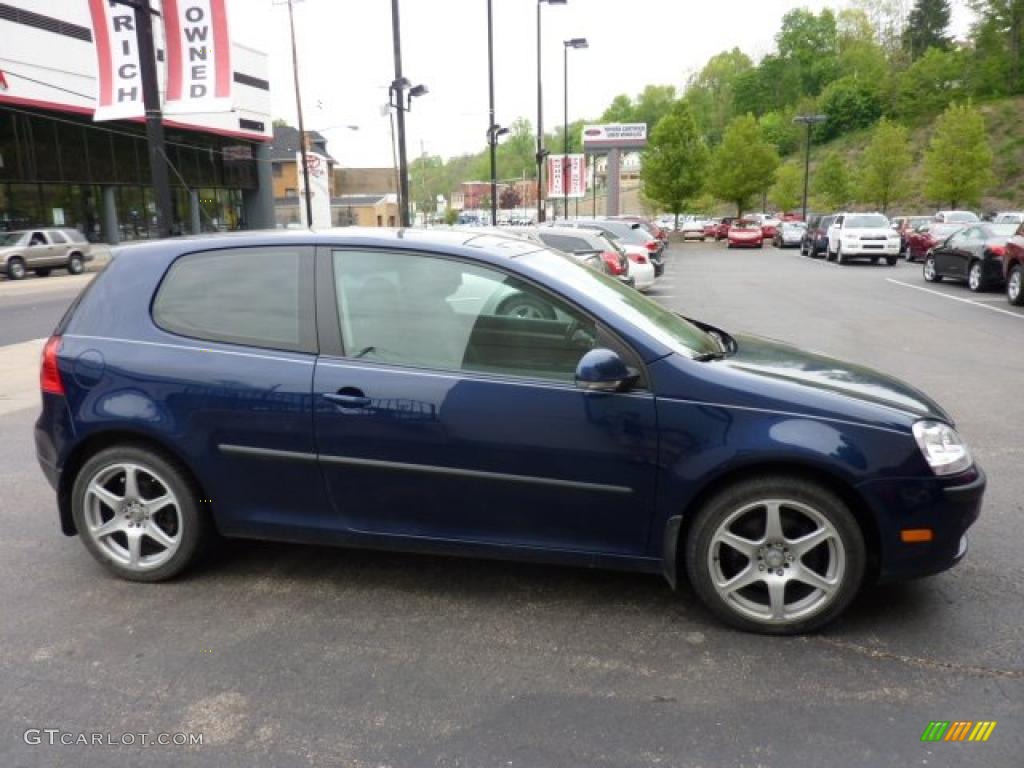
840, 241, 901, 256
857, 465, 985, 583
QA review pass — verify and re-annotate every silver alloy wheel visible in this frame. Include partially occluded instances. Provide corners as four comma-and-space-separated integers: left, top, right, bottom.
1009, 269, 1021, 302
83, 463, 182, 572
707, 498, 846, 625
8, 259, 25, 279
969, 262, 982, 291
924, 258, 937, 281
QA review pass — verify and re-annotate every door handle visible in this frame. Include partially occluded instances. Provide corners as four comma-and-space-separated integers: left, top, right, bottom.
324, 389, 372, 408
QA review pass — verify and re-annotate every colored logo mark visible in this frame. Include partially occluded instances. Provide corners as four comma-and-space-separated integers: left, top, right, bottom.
921, 721, 997, 742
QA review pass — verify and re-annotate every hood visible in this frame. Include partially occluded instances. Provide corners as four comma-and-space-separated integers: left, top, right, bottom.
723, 333, 951, 422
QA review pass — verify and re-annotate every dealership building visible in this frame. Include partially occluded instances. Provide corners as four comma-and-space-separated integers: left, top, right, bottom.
0, 1, 274, 243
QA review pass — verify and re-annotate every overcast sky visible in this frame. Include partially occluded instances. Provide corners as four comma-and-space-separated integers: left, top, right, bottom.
230, 0, 973, 168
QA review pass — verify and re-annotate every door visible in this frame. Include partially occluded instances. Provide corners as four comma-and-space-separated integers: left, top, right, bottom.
937, 229, 973, 277
25, 231, 52, 268
313, 247, 660, 556
46, 230, 72, 266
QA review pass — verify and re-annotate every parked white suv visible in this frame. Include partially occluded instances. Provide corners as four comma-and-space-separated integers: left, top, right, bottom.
826, 213, 902, 265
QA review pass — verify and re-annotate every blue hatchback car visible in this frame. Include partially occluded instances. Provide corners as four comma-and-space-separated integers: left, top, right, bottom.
35, 230, 985, 634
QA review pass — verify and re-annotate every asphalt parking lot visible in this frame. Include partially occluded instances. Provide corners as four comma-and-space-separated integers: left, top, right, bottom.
1, 240, 1021, 768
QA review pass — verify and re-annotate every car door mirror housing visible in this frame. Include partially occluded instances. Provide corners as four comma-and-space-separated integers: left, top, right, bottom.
575, 348, 638, 392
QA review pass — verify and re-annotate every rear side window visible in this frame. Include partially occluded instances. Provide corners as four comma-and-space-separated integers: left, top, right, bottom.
48, 230, 68, 244
539, 233, 593, 253
153, 246, 316, 353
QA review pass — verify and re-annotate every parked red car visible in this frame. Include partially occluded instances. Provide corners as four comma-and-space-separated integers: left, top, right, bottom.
1003, 224, 1024, 305
905, 222, 965, 263
891, 215, 932, 257
727, 220, 764, 249
703, 220, 720, 238
714, 217, 735, 241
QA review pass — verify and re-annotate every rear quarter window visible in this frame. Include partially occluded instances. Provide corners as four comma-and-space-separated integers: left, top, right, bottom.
152, 246, 316, 353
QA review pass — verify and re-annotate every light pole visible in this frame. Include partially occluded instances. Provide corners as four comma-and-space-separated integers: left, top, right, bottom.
486, 0, 497, 226
283, 0, 315, 228
793, 114, 827, 222
487, 124, 509, 224
536, 0, 567, 224
563, 37, 587, 221
389, 1, 428, 228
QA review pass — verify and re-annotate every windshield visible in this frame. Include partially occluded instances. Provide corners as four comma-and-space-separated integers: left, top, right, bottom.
946, 211, 979, 223
845, 215, 889, 229
0, 232, 26, 246
525, 249, 720, 359
733, 221, 759, 230
598, 222, 647, 245
989, 223, 1019, 238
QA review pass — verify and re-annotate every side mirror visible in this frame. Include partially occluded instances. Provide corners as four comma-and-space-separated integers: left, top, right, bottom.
575, 348, 638, 392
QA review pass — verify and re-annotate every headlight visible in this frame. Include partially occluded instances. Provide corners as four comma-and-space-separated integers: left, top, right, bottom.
912, 420, 972, 476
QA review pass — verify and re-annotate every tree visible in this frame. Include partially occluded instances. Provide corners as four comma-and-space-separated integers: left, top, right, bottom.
770, 164, 804, 213
759, 111, 802, 155
499, 186, 521, 210
897, 47, 967, 117
968, 0, 1024, 93
707, 115, 780, 218
857, 118, 913, 212
817, 76, 883, 140
641, 101, 709, 227
923, 103, 995, 207
903, 0, 952, 59
600, 86, 677, 131
687, 49, 755, 142
601, 94, 635, 123
814, 152, 853, 210
776, 9, 840, 96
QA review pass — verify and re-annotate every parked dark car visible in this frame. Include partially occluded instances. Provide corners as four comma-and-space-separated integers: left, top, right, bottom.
36, 230, 984, 635
1003, 224, 1024, 306
905, 222, 965, 263
923, 223, 1018, 291
800, 215, 834, 258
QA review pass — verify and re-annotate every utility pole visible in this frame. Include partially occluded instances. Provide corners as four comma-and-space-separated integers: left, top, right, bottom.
286, 0, 313, 228
794, 114, 828, 222
112, 0, 172, 238
391, 0, 411, 227
487, 0, 497, 227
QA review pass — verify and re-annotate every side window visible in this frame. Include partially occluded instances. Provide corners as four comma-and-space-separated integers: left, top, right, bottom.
538, 233, 591, 253
48, 230, 68, 244
834, 216, 844, 228
29, 231, 47, 246
153, 246, 316, 353
332, 250, 601, 383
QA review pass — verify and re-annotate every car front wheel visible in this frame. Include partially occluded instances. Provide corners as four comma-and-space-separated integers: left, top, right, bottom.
685, 476, 865, 635
71, 445, 209, 582
923, 255, 942, 282
1008, 265, 1024, 306
7, 257, 26, 280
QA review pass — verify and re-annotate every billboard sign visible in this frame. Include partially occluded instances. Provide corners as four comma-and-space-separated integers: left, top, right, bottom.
581, 123, 648, 150
87, 0, 146, 121
163, 0, 233, 114
297, 152, 332, 229
547, 154, 587, 199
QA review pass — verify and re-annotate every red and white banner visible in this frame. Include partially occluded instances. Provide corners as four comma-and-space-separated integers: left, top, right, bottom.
163, 0, 233, 114
297, 152, 333, 229
547, 154, 587, 199
88, 0, 146, 121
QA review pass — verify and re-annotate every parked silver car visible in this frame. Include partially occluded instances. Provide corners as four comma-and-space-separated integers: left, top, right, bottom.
0, 228, 93, 280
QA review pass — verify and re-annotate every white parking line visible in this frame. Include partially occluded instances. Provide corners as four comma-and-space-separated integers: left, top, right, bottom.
886, 279, 1024, 320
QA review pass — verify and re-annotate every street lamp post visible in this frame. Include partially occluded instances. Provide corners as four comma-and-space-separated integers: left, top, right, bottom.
487, 0, 497, 226
285, 0, 314, 229
487, 125, 509, 224
793, 114, 828, 222
389, 0, 428, 228
536, 0, 567, 224
563, 37, 587, 221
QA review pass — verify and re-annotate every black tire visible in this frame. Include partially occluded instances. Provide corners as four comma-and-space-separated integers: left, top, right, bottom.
870, 256, 879, 265
923, 255, 942, 283
836, 246, 846, 265
67, 253, 84, 275
496, 292, 556, 320
967, 260, 985, 293
71, 445, 210, 582
7, 257, 26, 280
1007, 264, 1024, 306
886, 256, 898, 267
826, 247, 836, 262
684, 475, 866, 635
35, 268, 52, 277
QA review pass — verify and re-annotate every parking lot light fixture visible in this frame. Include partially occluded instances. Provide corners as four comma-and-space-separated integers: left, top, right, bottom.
563, 38, 588, 221
793, 114, 828, 223
537, 0, 568, 223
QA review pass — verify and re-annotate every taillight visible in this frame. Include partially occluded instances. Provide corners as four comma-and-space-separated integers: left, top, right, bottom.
645, 240, 658, 252
601, 251, 626, 276
988, 244, 1006, 256
628, 253, 648, 264
40, 335, 65, 396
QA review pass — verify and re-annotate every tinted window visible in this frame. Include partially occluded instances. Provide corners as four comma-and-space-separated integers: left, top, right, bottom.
845, 215, 889, 228
539, 233, 594, 253
153, 246, 316, 353
48, 230, 68, 244
333, 250, 601, 382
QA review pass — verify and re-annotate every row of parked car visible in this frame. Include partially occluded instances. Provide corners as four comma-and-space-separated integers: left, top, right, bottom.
802, 209, 1024, 306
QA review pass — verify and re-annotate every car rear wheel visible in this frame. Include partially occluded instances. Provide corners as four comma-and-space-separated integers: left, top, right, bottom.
71, 446, 209, 582
967, 261, 985, 292
67, 253, 84, 275
1008, 265, 1024, 306
685, 476, 865, 635
886, 256, 898, 266
923, 255, 942, 282
7, 257, 26, 280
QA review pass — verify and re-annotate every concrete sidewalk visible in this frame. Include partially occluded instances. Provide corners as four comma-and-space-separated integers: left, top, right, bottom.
0, 338, 44, 417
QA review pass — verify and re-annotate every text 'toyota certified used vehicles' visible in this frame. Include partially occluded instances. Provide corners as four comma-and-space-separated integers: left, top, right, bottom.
36, 230, 985, 634
0, 229, 93, 280
826, 213, 902, 265
922, 222, 1019, 292
727, 220, 764, 248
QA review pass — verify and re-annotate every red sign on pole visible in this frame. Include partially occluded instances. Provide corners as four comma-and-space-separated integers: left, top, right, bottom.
547, 154, 586, 198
